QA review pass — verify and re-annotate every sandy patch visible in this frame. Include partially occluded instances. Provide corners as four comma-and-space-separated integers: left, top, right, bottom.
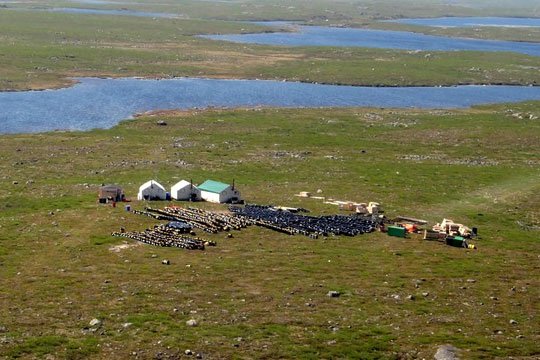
109, 241, 142, 252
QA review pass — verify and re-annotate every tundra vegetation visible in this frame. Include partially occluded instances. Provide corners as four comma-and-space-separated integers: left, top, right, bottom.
1, 1, 540, 91
0, 0, 539, 358
0, 103, 539, 358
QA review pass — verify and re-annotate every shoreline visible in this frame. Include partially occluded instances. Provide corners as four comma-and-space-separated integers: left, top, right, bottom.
0, 99, 537, 137
1, 74, 538, 93
285, 22, 540, 44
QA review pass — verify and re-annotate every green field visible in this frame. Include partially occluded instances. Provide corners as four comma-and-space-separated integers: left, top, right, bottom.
1, 9, 540, 92
17, 0, 540, 21
5, 0, 540, 43
1, 0, 539, 358
0, 103, 539, 358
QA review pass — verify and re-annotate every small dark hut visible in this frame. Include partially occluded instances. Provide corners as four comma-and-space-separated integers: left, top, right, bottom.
98, 184, 124, 203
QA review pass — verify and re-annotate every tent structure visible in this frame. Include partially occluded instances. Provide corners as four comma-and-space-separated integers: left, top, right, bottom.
171, 180, 201, 201
137, 180, 167, 201
198, 180, 242, 203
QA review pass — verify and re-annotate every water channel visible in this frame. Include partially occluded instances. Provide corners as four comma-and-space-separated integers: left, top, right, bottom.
1, 77, 539, 134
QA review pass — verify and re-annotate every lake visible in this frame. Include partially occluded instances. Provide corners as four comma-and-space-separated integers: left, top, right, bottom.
390, 17, 540, 28
70, 0, 132, 4
3, 7, 185, 18
203, 22, 540, 56
1, 77, 539, 134
3, 7, 539, 55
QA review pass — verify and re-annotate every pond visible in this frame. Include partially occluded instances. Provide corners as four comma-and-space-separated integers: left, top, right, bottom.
1, 77, 539, 134
390, 17, 540, 28
203, 22, 540, 56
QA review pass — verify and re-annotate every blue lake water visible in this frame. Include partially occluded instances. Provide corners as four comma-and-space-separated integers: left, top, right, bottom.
391, 17, 540, 28
70, 0, 132, 4
203, 22, 540, 56
4, 7, 185, 18
1, 77, 539, 134
3, 7, 538, 55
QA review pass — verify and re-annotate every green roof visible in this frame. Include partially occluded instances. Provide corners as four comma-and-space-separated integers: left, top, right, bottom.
198, 180, 230, 194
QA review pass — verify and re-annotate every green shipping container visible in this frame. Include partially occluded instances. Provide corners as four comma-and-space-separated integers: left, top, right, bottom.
446, 236, 467, 248
388, 226, 406, 238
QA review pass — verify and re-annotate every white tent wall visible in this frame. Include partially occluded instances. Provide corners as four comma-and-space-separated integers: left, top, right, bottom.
200, 186, 242, 203
137, 180, 167, 201
200, 190, 222, 203
171, 180, 201, 201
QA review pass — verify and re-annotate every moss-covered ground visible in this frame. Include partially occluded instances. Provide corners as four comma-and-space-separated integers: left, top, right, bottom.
0, 103, 538, 359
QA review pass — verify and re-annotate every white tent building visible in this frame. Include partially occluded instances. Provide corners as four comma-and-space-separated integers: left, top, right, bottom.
171, 180, 201, 201
198, 180, 242, 204
137, 180, 167, 201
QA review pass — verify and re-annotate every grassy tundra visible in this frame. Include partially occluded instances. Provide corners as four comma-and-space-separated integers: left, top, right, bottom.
0, 10, 539, 92
6, 0, 540, 42
0, 1, 539, 358
0, 103, 539, 358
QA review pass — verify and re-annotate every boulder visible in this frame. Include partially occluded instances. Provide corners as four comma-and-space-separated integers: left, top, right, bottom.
89, 318, 102, 328
434, 345, 459, 360
327, 291, 341, 298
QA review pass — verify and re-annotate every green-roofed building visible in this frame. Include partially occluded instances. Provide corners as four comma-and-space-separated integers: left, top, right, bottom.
198, 180, 242, 203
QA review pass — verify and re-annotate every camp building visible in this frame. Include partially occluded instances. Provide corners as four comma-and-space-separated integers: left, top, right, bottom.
98, 184, 124, 203
137, 180, 167, 201
171, 180, 201, 201
198, 180, 242, 203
